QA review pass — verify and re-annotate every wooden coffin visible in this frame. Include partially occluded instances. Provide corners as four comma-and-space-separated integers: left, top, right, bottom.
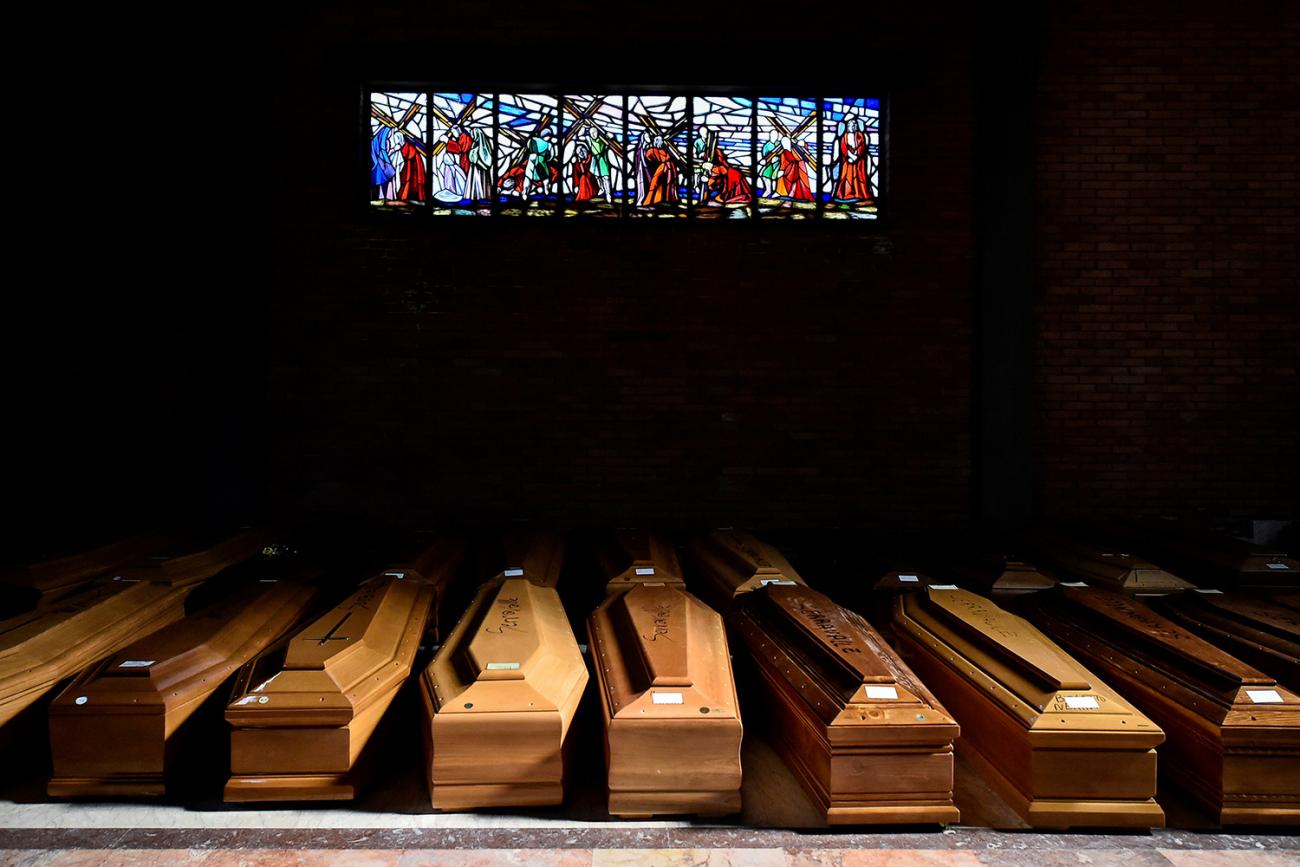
1022, 528, 1193, 594
378, 534, 466, 643
733, 582, 960, 825
420, 574, 588, 810
224, 539, 462, 801
1022, 585, 1300, 825
593, 529, 686, 593
588, 583, 742, 817
1099, 519, 1299, 590
0, 581, 190, 732
892, 586, 1165, 828
1149, 590, 1300, 693
923, 542, 1057, 598
685, 530, 806, 612
1, 529, 178, 615
115, 526, 274, 588
47, 557, 319, 797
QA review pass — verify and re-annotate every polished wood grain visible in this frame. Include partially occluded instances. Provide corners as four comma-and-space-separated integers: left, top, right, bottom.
47, 557, 320, 797
1149, 590, 1300, 693
420, 571, 588, 810
224, 538, 463, 802
0, 530, 178, 614
1023, 585, 1300, 825
685, 530, 806, 613
892, 586, 1165, 829
733, 582, 960, 825
593, 530, 686, 593
1022, 528, 1193, 594
588, 583, 742, 817
1099, 518, 1299, 590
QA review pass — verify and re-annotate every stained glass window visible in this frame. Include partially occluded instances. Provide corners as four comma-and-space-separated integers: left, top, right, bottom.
561, 95, 626, 217
820, 97, 880, 220
366, 88, 882, 221
369, 92, 427, 208
428, 93, 493, 216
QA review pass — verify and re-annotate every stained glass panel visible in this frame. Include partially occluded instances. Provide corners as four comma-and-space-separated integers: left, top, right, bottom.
560, 95, 626, 217
426, 92, 494, 216
757, 97, 819, 219
820, 97, 880, 220
628, 96, 689, 218
369, 92, 427, 208
690, 97, 753, 218
496, 94, 560, 216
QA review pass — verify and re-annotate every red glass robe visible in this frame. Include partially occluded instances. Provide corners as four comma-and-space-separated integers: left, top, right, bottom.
399, 140, 427, 201
573, 154, 598, 201
707, 165, 752, 204
642, 146, 677, 206
445, 132, 473, 174
780, 149, 813, 201
834, 131, 872, 201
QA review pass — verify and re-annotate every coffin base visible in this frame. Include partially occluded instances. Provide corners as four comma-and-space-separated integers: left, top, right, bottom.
826, 803, 961, 826
430, 780, 563, 812
961, 741, 1165, 829
1220, 804, 1300, 826
224, 773, 360, 802
47, 774, 165, 798
608, 788, 741, 818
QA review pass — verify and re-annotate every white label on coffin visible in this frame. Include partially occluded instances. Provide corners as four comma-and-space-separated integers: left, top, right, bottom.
761, 579, 798, 586
1195, 588, 1225, 594
1267, 563, 1290, 570
384, 571, 406, 578
1247, 690, 1283, 704
652, 692, 684, 705
504, 568, 524, 577
118, 660, 155, 668
1065, 696, 1100, 709
898, 575, 919, 583
1061, 582, 1088, 587
930, 584, 959, 590
865, 685, 899, 700
486, 662, 520, 670
635, 568, 656, 576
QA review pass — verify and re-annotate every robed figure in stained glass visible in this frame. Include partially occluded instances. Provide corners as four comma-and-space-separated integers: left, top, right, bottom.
398, 132, 427, 201
636, 134, 679, 206
834, 115, 872, 202
587, 130, 613, 202
371, 128, 398, 201
759, 130, 781, 199
572, 143, 598, 201
779, 136, 813, 201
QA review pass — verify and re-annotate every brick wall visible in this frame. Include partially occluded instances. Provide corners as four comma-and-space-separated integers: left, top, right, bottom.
1035, 2, 1300, 521
266, 3, 977, 532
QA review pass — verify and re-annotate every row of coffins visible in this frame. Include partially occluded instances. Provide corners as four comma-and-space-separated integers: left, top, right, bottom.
1, 523, 1297, 829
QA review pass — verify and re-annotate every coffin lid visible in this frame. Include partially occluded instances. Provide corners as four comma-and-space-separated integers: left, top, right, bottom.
594, 530, 684, 588
114, 526, 274, 588
753, 584, 895, 684
687, 531, 806, 605
1045, 586, 1278, 692
487, 531, 564, 588
0, 582, 137, 654
1023, 528, 1192, 592
382, 535, 464, 586
901, 587, 1101, 712
0, 529, 178, 594
1169, 590, 1300, 644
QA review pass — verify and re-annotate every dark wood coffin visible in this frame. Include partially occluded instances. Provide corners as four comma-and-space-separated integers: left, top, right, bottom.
420, 569, 588, 810
115, 527, 275, 588
588, 583, 742, 817
1022, 585, 1300, 825
1, 529, 178, 615
733, 582, 960, 825
1022, 528, 1193, 594
1149, 590, 1300, 693
593, 529, 686, 594
922, 542, 1058, 598
685, 530, 807, 612
1099, 519, 1299, 590
893, 586, 1165, 828
224, 538, 463, 802
47, 556, 320, 797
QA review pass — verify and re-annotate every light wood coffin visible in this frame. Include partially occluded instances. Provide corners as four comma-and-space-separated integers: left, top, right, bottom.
685, 530, 807, 612
593, 530, 686, 593
588, 583, 742, 817
379, 534, 466, 643
1022, 528, 1193, 594
0, 581, 190, 731
420, 574, 588, 810
1, 529, 178, 614
924, 544, 1057, 598
733, 582, 960, 824
1100, 519, 1300, 590
47, 563, 319, 797
1023, 586, 1300, 825
1149, 590, 1300, 693
224, 542, 462, 801
893, 586, 1165, 828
